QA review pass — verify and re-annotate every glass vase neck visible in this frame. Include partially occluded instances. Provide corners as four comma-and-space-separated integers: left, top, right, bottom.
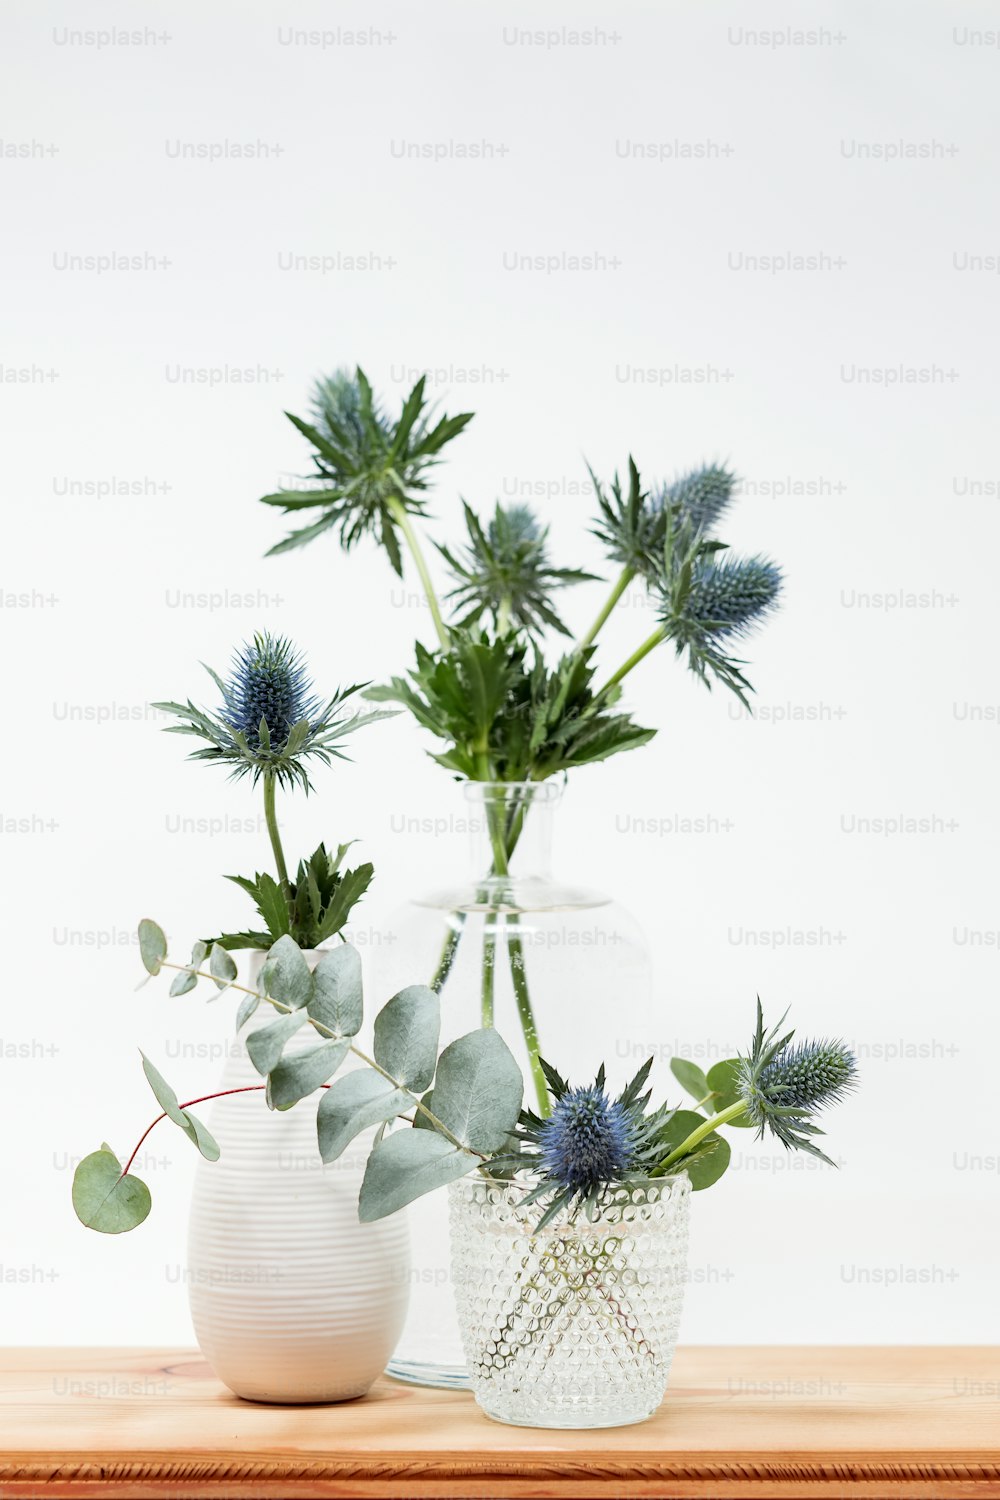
462, 781, 562, 882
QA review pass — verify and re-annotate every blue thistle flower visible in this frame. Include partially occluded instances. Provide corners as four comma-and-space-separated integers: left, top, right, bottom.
657, 464, 736, 534
757, 1040, 857, 1112
686, 556, 783, 640
538, 1084, 636, 1194
221, 634, 320, 751
153, 631, 392, 791
735, 1002, 857, 1164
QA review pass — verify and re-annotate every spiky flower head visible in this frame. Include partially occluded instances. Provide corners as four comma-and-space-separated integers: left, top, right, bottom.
259, 366, 473, 570
539, 1083, 636, 1192
222, 634, 321, 751
494, 1059, 675, 1228
153, 631, 391, 791
736, 1001, 857, 1165
648, 507, 783, 706
655, 464, 736, 535
685, 555, 783, 641
437, 501, 596, 638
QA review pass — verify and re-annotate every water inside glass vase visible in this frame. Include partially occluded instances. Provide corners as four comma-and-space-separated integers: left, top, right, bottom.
377, 780, 654, 1390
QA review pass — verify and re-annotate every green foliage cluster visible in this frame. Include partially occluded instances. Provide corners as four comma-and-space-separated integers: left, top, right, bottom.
74, 930, 855, 1236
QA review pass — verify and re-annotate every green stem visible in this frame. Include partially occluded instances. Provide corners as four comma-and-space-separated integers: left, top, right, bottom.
387, 494, 449, 650
497, 595, 513, 636
430, 913, 465, 993
481, 919, 496, 1027
482, 801, 549, 1118
262, 772, 292, 909
596, 625, 667, 697
506, 919, 547, 1115
576, 566, 634, 652
654, 1100, 748, 1175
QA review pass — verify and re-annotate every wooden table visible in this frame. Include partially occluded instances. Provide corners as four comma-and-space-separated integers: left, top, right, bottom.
1, 1346, 998, 1498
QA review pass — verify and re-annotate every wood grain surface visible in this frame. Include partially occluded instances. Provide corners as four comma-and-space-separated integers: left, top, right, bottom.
1, 1345, 998, 1498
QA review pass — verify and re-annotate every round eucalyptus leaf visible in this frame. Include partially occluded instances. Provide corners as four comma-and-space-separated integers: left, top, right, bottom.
358, 1131, 478, 1222
138, 919, 167, 976
140, 1051, 188, 1127
259, 935, 313, 1011
245, 1009, 308, 1076
430, 1028, 523, 1153
309, 944, 363, 1038
373, 985, 440, 1092
180, 1109, 220, 1162
208, 944, 237, 991
169, 968, 197, 997
268, 1038, 349, 1110
317, 1071, 409, 1162
73, 1148, 151, 1234
235, 992, 260, 1032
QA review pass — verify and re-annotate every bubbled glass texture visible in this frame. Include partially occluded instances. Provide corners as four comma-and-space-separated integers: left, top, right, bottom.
449, 1175, 691, 1428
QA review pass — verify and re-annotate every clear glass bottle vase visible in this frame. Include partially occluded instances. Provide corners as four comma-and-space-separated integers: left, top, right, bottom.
374, 780, 654, 1387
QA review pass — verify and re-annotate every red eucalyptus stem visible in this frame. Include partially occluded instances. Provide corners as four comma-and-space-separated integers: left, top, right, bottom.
120, 1083, 331, 1178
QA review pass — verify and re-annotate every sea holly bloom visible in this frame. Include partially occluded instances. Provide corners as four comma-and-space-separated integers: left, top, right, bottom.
736, 1003, 857, 1164
538, 1082, 637, 1192
154, 631, 388, 792
499, 1059, 676, 1227
655, 464, 736, 536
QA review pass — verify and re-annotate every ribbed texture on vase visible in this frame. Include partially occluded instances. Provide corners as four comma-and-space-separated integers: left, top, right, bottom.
187, 952, 410, 1403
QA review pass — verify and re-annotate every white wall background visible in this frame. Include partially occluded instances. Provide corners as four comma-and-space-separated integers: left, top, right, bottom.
2, 0, 998, 1347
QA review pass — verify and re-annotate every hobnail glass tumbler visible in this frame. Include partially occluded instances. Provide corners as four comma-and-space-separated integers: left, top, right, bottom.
449, 1175, 691, 1429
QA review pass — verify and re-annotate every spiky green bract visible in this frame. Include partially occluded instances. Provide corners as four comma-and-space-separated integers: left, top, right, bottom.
650, 509, 783, 706
591, 461, 738, 580
259, 366, 474, 568
437, 501, 596, 638
492, 1058, 676, 1229
153, 632, 390, 792
206, 842, 374, 951
590, 457, 664, 577
736, 1001, 857, 1166
365, 635, 655, 782
656, 465, 736, 535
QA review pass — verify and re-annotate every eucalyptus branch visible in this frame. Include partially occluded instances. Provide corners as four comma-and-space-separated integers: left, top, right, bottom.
159, 959, 486, 1157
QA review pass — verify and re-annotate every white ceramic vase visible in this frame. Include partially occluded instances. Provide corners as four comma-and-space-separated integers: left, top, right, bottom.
187, 951, 410, 1402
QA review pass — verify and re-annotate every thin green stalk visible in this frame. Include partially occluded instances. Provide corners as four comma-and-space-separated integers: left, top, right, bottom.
262, 772, 292, 909
506, 919, 547, 1115
596, 624, 667, 697
654, 1100, 748, 1174
481, 917, 496, 1026
430, 914, 465, 993
575, 565, 634, 652
483, 801, 549, 1117
387, 494, 449, 649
